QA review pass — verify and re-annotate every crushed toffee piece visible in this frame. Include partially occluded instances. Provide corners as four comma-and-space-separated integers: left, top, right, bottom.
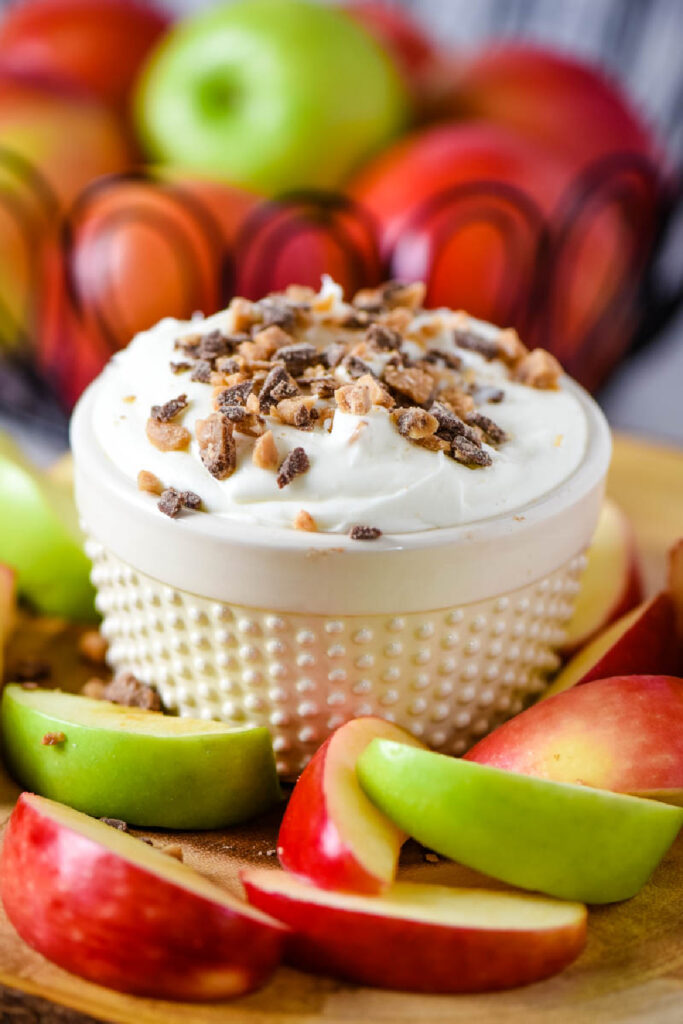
190, 360, 212, 383
450, 434, 493, 467
515, 348, 562, 390
41, 731, 66, 746
335, 382, 372, 416
349, 525, 382, 540
259, 365, 299, 411
276, 447, 310, 489
294, 509, 317, 532
196, 413, 237, 479
259, 298, 296, 331
466, 411, 508, 446
198, 330, 233, 360
425, 348, 462, 371
253, 430, 279, 470
170, 361, 192, 374
216, 379, 254, 408
383, 364, 434, 405
393, 407, 439, 440
429, 402, 480, 444
276, 343, 318, 376
158, 487, 183, 518
150, 394, 188, 422
137, 469, 164, 495
103, 671, 162, 711
322, 341, 347, 368
180, 490, 202, 510
274, 395, 315, 428
452, 328, 500, 360
146, 417, 191, 452
343, 354, 375, 379
366, 323, 402, 351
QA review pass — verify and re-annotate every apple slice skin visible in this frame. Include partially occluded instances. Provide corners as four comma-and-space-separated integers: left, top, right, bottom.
1, 794, 284, 1000
357, 741, 683, 904
1, 685, 281, 829
242, 870, 587, 993
465, 675, 683, 800
277, 717, 424, 895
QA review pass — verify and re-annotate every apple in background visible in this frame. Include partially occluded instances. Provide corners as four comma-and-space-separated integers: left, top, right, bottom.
562, 498, 642, 653
0, 73, 134, 207
1, 685, 282, 829
444, 43, 662, 174
0, 563, 17, 681
357, 739, 683, 903
0, 0, 169, 112
466, 675, 683, 805
544, 593, 679, 698
1, 793, 284, 999
0, 432, 96, 621
135, 0, 408, 196
278, 717, 425, 895
243, 870, 587, 993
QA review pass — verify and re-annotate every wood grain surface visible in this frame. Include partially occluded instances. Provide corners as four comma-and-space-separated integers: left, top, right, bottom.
1, 433, 682, 1024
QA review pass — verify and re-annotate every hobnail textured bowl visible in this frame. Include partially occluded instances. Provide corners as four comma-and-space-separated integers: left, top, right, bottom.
89, 536, 585, 776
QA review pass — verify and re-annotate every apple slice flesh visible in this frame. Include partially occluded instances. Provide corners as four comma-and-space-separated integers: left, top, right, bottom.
466, 675, 683, 802
545, 592, 678, 698
1, 685, 281, 829
1, 793, 284, 999
357, 740, 683, 904
562, 499, 642, 653
278, 716, 425, 894
242, 869, 586, 993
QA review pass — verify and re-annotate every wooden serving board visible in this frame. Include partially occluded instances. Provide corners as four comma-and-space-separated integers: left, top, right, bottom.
1, 433, 682, 1024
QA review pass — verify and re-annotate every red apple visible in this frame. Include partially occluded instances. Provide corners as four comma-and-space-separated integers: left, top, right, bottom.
466, 675, 683, 804
545, 593, 679, 699
444, 43, 661, 173
0, 0, 169, 111
562, 498, 643, 653
37, 172, 258, 407
278, 717, 425, 895
242, 869, 587, 993
1, 793, 284, 999
0, 73, 134, 207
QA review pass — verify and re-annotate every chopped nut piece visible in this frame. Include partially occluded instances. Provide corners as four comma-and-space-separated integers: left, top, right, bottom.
349, 525, 382, 541
259, 365, 299, 411
383, 364, 434, 405
276, 447, 310, 489
190, 360, 212, 383
163, 844, 184, 861
103, 671, 162, 711
196, 413, 237, 480
82, 677, 107, 699
274, 395, 316, 429
452, 327, 500, 360
366, 323, 402, 351
515, 348, 562, 389
497, 328, 528, 366
158, 487, 183, 518
436, 387, 475, 418
251, 324, 293, 356
294, 509, 317, 532
356, 373, 395, 409
450, 434, 493, 468
466, 411, 508, 446
41, 731, 66, 745
335, 382, 372, 416
253, 430, 279, 470
393, 407, 439, 440
150, 394, 188, 422
137, 470, 164, 495
78, 630, 108, 665
276, 342, 318, 376
100, 818, 129, 831
225, 296, 255, 333
146, 417, 191, 452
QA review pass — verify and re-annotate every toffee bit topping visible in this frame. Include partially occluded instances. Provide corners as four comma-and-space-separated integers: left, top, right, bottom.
259, 365, 299, 411
307, 376, 340, 399
393, 407, 439, 440
366, 323, 402, 351
274, 396, 316, 429
425, 348, 462, 371
383, 364, 434, 405
385, 280, 426, 310
437, 386, 475, 418
150, 393, 188, 422
497, 328, 528, 367
146, 418, 191, 452
349, 525, 382, 541
258, 298, 296, 332
515, 348, 562, 390
158, 487, 183, 518
198, 330, 233, 360
356, 373, 395, 409
450, 434, 493, 467
41, 731, 66, 746
252, 430, 279, 470
196, 413, 237, 480
180, 490, 202, 511
190, 360, 212, 383
294, 509, 317, 532
429, 402, 480, 445
276, 446, 310, 489
276, 343, 318, 376
249, 324, 293, 359
335, 382, 372, 416
170, 360, 192, 374
322, 341, 347, 368
343, 353, 375, 380
175, 332, 201, 355
225, 296, 256, 333
215, 355, 242, 375
466, 411, 508, 446
340, 311, 372, 330
220, 404, 250, 424
103, 671, 162, 711
470, 384, 505, 404
453, 328, 500, 360
137, 469, 164, 495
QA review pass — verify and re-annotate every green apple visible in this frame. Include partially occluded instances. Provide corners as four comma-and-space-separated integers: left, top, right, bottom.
0, 433, 96, 620
357, 740, 683, 904
1, 685, 281, 829
135, 0, 408, 195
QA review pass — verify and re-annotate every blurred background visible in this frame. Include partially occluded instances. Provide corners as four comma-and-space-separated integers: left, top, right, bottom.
0, 0, 681, 464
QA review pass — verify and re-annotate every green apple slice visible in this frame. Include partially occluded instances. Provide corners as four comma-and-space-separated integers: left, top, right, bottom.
357, 740, 683, 904
1, 685, 281, 829
0, 433, 96, 621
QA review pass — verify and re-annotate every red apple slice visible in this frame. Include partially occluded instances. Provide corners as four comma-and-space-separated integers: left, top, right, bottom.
277, 716, 425, 894
242, 869, 587, 993
466, 674, 683, 804
544, 592, 678, 698
1, 793, 285, 1000
561, 499, 642, 653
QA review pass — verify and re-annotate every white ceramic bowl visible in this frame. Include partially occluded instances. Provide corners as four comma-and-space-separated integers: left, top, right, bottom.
71, 377, 611, 776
